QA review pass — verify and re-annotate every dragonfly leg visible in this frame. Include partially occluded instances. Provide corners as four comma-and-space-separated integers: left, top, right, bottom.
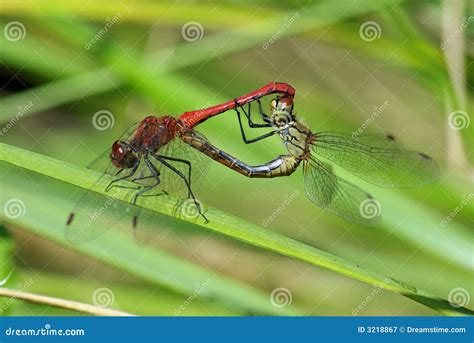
234, 100, 277, 144
131, 175, 155, 183
155, 155, 193, 198
234, 98, 271, 128
105, 160, 140, 192
107, 175, 167, 193
255, 98, 272, 124
131, 157, 161, 205
154, 155, 208, 223
131, 174, 169, 196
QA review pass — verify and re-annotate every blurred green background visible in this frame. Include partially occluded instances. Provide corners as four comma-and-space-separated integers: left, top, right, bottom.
0, 0, 472, 316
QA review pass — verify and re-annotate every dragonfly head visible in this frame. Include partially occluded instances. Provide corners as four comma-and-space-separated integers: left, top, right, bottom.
110, 141, 139, 169
270, 96, 295, 128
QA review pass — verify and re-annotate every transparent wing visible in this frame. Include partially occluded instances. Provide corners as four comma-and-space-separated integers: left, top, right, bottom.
65, 188, 182, 246
312, 132, 439, 188
66, 125, 211, 245
65, 191, 141, 244
143, 131, 211, 197
303, 158, 381, 226
66, 122, 142, 244
349, 134, 399, 149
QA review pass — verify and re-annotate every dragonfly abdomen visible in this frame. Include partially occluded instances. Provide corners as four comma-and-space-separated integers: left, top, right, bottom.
181, 131, 300, 178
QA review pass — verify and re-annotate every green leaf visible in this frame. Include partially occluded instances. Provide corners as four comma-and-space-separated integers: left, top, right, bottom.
0, 225, 16, 315
0, 142, 471, 316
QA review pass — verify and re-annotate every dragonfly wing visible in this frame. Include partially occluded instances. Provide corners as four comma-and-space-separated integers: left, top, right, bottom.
66, 121, 146, 244
303, 158, 381, 226
153, 131, 212, 197
312, 132, 439, 188
66, 123, 211, 244
65, 182, 142, 244
66, 188, 173, 246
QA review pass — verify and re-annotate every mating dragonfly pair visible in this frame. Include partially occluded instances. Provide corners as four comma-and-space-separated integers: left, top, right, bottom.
66, 82, 438, 243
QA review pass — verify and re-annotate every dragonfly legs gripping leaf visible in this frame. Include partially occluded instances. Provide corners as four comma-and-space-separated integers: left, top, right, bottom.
154, 155, 208, 223
104, 151, 207, 223
105, 162, 140, 192
131, 157, 161, 205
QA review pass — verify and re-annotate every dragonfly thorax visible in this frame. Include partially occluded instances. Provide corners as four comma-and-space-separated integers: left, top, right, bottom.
130, 116, 178, 154
278, 121, 312, 161
270, 96, 311, 160
109, 116, 180, 170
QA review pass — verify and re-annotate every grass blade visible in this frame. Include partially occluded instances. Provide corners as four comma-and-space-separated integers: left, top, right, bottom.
0, 142, 471, 316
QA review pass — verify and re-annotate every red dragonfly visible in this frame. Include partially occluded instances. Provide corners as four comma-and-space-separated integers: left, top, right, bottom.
66, 83, 296, 243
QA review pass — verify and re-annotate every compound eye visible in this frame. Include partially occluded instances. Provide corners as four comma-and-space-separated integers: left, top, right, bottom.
110, 141, 137, 168
111, 141, 126, 158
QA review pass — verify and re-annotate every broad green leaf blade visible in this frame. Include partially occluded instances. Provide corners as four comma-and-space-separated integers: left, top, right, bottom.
0, 143, 471, 316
